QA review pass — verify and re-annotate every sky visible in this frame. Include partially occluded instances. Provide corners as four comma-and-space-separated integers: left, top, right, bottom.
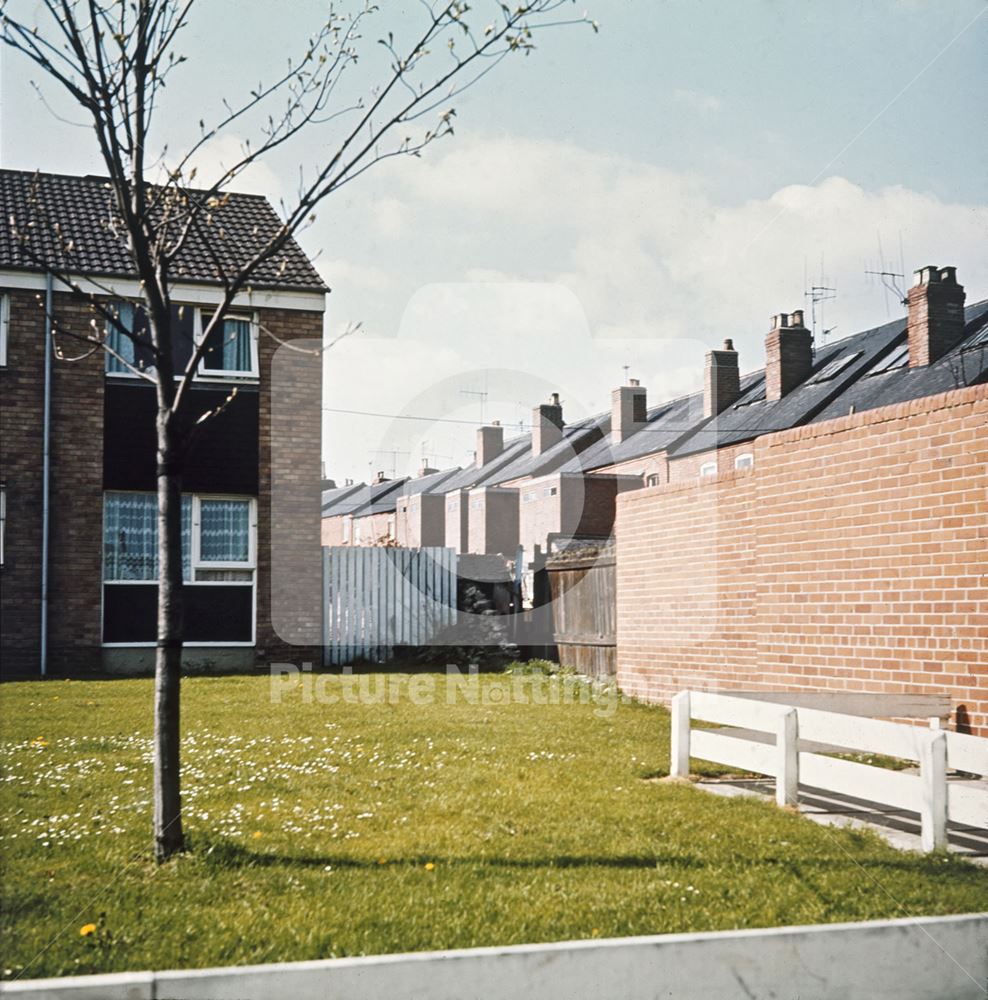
2, 0, 986, 483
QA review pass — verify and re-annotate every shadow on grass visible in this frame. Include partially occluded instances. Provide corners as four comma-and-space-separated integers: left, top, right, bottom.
188, 834, 982, 881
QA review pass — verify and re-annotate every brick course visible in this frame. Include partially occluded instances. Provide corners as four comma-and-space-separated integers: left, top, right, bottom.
616, 384, 988, 735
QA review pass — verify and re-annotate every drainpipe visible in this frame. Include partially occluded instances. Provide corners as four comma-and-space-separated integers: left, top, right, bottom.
40, 273, 53, 677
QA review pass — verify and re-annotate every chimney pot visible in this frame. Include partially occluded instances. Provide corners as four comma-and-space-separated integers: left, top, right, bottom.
907, 264, 965, 367
723, 338, 734, 351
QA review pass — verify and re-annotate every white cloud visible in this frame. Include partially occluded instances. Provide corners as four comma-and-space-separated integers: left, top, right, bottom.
320, 132, 988, 480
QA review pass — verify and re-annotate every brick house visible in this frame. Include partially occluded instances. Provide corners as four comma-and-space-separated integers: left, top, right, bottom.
0, 170, 325, 675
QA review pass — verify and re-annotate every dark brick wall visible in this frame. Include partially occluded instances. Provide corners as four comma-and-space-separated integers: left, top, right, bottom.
0, 288, 47, 674
1, 285, 323, 674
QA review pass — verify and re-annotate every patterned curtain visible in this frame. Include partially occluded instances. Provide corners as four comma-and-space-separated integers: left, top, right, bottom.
199, 499, 250, 562
105, 302, 136, 374
103, 493, 192, 580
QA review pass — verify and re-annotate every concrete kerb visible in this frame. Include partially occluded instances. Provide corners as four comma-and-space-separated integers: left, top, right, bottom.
2, 914, 986, 1000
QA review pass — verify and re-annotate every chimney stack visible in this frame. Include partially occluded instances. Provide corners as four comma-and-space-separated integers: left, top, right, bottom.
907, 265, 966, 367
611, 379, 648, 443
476, 420, 504, 468
417, 466, 438, 478
704, 339, 740, 417
765, 310, 812, 401
532, 393, 564, 456
373, 470, 388, 484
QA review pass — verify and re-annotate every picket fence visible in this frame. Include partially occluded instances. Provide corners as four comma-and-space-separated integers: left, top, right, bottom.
671, 690, 988, 852
322, 546, 457, 665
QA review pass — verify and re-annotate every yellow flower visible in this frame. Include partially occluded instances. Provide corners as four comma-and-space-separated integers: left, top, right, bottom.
377, 858, 387, 865
79, 923, 97, 937
424, 862, 435, 871
252, 831, 263, 839
31, 737, 48, 748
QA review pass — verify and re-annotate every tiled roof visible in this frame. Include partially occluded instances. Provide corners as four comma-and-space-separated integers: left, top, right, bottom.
0, 169, 327, 293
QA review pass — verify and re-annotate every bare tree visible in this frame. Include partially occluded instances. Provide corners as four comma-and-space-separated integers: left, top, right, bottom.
1, 0, 593, 862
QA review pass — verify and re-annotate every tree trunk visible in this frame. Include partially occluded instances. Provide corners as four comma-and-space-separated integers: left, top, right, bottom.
153, 412, 185, 862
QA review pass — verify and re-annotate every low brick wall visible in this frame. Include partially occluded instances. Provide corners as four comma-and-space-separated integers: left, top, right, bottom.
616, 385, 988, 735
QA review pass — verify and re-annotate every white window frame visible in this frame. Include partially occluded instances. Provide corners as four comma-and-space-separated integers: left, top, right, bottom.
196, 310, 260, 380
734, 453, 754, 470
645, 473, 661, 487
699, 461, 717, 479
191, 495, 257, 571
0, 293, 9, 367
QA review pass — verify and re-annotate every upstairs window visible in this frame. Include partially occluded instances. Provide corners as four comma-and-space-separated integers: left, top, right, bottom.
699, 461, 717, 479
104, 303, 255, 378
199, 314, 258, 377
735, 453, 754, 470
645, 473, 661, 487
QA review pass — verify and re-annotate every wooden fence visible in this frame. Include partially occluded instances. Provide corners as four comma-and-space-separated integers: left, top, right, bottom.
545, 544, 615, 678
323, 547, 457, 666
671, 690, 988, 852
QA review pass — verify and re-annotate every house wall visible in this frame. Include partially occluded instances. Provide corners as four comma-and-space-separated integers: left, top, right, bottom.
591, 453, 664, 483
322, 514, 348, 547
258, 305, 322, 665
0, 286, 322, 675
0, 288, 50, 674
467, 487, 519, 556
351, 511, 394, 546
397, 493, 445, 548
615, 384, 988, 735
666, 442, 756, 483
444, 490, 469, 553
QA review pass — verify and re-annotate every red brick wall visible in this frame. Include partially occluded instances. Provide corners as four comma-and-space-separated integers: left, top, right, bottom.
616, 385, 988, 735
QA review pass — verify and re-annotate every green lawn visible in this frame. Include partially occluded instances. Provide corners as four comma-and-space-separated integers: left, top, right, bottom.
1, 672, 985, 980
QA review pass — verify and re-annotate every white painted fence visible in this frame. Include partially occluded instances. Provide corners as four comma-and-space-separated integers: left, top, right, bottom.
3, 915, 985, 1000
671, 690, 988, 852
323, 546, 457, 665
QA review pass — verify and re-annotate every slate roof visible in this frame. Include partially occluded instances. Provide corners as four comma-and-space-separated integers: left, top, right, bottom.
320, 482, 367, 517
398, 467, 463, 497
0, 169, 327, 293
811, 299, 988, 424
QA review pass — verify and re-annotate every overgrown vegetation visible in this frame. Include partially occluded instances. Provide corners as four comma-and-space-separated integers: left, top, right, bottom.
1, 674, 984, 980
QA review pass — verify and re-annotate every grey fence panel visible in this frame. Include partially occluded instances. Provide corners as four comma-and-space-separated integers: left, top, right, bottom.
323, 547, 458, 666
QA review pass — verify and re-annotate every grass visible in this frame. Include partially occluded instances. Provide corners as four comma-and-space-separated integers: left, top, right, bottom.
1, 672, 985, 980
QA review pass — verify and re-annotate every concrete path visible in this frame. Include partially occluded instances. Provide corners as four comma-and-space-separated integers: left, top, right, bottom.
698, 775, 988, 865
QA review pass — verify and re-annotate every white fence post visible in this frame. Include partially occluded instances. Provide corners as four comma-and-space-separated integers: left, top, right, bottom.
776, 707, 799, 807
919, 729, 947, 852
670, 691, 691, 778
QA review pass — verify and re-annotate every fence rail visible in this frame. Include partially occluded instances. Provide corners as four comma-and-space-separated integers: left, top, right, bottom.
323, 547, 457, 666
671, 690, 988, 852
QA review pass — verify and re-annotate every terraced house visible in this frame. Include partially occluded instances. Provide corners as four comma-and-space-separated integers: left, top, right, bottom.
0, 169, 326, 675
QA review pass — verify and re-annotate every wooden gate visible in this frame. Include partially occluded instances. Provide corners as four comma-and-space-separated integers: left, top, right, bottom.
323, 546, 457, 665
545, 544, 615, 678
